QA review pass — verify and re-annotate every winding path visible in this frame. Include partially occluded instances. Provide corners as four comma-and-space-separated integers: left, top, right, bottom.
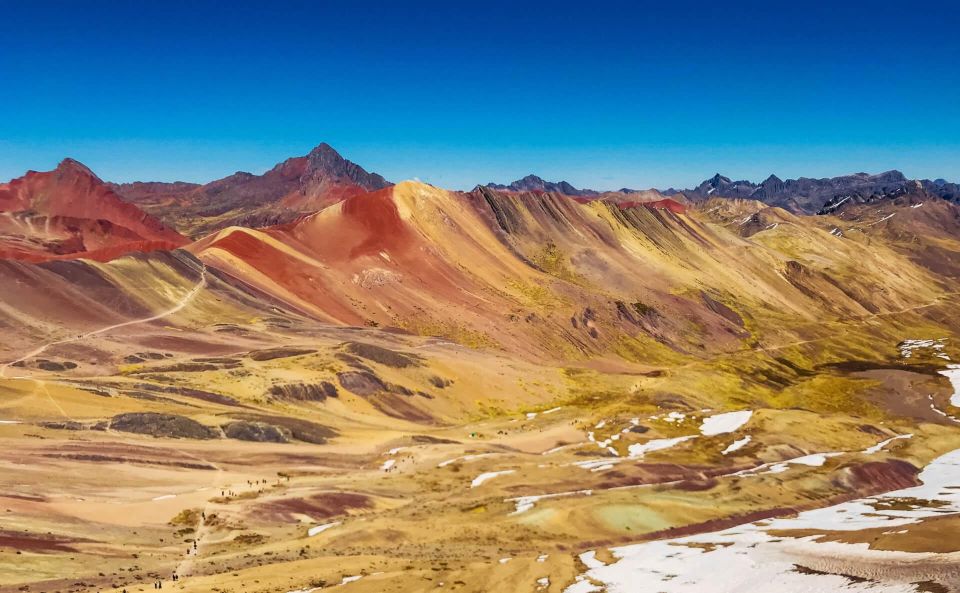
0, 265, 207, 379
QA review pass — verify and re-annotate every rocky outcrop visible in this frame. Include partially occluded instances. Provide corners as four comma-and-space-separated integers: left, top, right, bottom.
268, 381, 338, 402
222, 421, 290, 443
227, 413, 336, 444
247, 347, 317, 362
109, 412, 219, 439
342, 342, 423, 368
337, 371, 389, 396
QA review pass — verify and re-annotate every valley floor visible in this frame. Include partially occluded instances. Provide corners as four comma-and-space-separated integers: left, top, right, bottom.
2, 289, 960, 593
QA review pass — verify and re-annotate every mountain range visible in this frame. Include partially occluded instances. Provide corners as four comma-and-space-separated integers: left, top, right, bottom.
2, 143, 958, 266
109, 143, 391, 237
489, 170, 960, 214
2, 142, 960, 593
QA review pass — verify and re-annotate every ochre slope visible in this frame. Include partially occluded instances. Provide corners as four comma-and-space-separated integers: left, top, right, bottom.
188, 181, 950, 363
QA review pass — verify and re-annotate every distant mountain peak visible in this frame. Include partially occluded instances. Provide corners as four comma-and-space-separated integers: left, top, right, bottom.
306, 142, 344, 163
486, 174, 597, 197
684, 168, 953, 214
517, 173, 546, 184
301, 142, 390, 190
762, 174, 783, 185
708, 173, 732, 185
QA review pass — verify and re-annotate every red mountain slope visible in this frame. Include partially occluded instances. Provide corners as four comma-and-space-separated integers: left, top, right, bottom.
0, 159, 187, 262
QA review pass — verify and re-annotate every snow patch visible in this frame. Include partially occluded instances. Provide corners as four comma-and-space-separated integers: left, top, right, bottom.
438, 453, 496, 468
938, 364, 960, 407
721, 435, 751, 455
564, 448, 960, 593
627, 435, 697, 458
507, 489, 592, 514
863, 434, 913, 455
700, 410, 752, 436
308, 521, 341, 536
899, 338, 947, 359
471, 470, 515, 488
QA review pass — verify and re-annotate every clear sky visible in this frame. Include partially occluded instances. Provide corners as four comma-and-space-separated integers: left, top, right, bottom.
1, 0, 958, 190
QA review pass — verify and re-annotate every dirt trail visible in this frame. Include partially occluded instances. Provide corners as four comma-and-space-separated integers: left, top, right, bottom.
0, 264, 207, 379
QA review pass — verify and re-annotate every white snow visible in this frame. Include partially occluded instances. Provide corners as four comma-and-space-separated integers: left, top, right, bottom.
542, 442, 585, 455
764, 452, 841, 474
386, 447, 405, 455
499, 557, 512, 564
507, 489, 592, 514
307, 521, 341, 536
899, 338, 947, 358
579, 550, 606, 569
380, 459, 396, 471
537, 554, 549, 562
527, 412, 538, 419
863, 433, 913, 455
537, 577, 550, 589
911, 202, 924, 208
151, 494, 176, 501
563, 448, 960, 593
543, 406, 563, 414
470, 470, 515, 488
438, 453, 496, 468
699, 410, 752, 436
721, 435, 751, 455
0, 420, 21, 424
938, 364, 960, 407
627, 435, 697, 458
340, 575, 362, 585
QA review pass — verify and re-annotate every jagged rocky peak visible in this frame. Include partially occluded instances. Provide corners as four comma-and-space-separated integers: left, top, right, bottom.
486, 174, 597, 196
302, 143, 390, 190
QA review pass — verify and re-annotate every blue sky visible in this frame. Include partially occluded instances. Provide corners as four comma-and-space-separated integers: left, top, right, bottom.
1, 0, 958, 190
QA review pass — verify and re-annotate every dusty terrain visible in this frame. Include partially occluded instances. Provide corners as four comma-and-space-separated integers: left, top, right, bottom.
1, 163, 960, 592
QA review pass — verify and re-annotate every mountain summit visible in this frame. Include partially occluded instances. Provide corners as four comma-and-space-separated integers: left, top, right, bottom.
0, 159, 187, 261
111, 143, 391, 237
486, 174, 599, 197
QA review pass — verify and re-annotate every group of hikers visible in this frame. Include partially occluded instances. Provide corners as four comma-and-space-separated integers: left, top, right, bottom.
143, 570, 179, 589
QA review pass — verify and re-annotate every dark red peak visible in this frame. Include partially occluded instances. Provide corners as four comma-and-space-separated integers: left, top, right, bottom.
307, 142, 339, 158
618, 198, 687, 214
266, 156, 309, 178
302, 143, 390, 190
518, 174, 547, 185
55, 158, 100, 181
306, 142, 349, 172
